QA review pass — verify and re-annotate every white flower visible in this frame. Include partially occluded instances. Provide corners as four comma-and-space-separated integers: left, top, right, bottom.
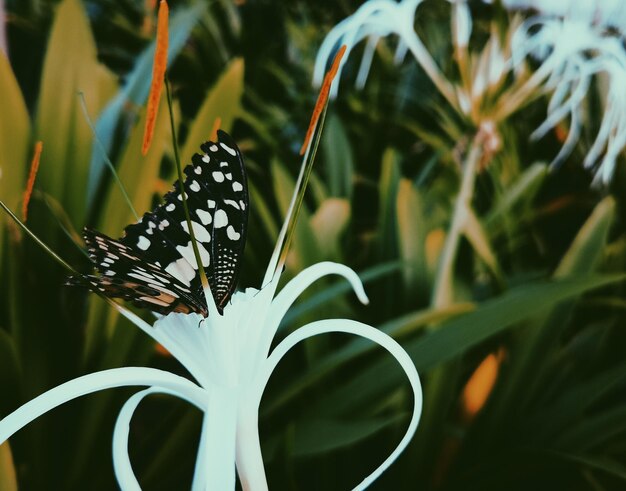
501, 0, 626, 33
511, 16, 626, 184
0, 259, 422, 490
313, 0, 458, 107
0, 158, 423, 490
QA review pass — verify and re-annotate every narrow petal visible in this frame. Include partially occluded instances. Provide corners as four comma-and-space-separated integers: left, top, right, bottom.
244, 319, 422, 490
113, 387, 205, 491
192, 384, 239, 491
355, 35, 380, 90
0, 367, 205, 444
263, 262, 370, 356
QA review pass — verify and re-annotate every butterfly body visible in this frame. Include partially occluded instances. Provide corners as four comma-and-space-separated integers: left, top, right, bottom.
69, 130, 248, 316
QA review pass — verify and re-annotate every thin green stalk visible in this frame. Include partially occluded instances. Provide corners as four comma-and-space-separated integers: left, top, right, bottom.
262, 100, 330, 286
37, 190, 89, 259
164, 78, 216, 315
78, 91, 139, 222
412, 138, 484, 478
0, 199, 78, 275
277, 104, 329, 272
431, 141, 483, 309
0, 198, 143, 324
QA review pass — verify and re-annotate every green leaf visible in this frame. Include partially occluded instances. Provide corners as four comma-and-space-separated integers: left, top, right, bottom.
396, 179, 427, 296
0, 51, 30, 272
555, 197, 615, 278
0, 442, 17, 491
87, 3, 204, 207
377, 149, 400, 260
265, 302, 472, 417
83, 95, 172, 359
549, 452, 626, 481
462, 207, 503, 283
529, 363, 626, 440
180, 58, 244, 167
487, 196, 616, 432
555, 405, 626, 452
0, 329, 20, 416
271, 159, 319, 271
0, 52, 29, 210
321, 114, 354, 199
99, 96, 172, 237
35, 0, 117, 226
290, 416, 404, 457
485, 162, 548, 228
308, 274, 625, 416
310, 198, 350, 259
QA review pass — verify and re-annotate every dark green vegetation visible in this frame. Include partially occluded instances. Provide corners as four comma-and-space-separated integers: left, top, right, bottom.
1, 0, 626, 489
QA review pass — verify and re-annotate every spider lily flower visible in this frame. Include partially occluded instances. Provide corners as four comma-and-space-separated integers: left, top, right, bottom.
0, 224, 422, 491
509, 15, 626, 184
0, 67, 422, 491
313, 0, 458, 108
500, 0, 626, 31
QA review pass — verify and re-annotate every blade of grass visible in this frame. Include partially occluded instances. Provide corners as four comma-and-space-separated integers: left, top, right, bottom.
78, 92, 139, 221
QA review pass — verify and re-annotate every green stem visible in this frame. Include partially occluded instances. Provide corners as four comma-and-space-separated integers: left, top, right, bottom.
0, 199, 77, 275
78, 92, 139, 222
262, 100, 330, 286
164, 78, 217, 316
413, 139, 483, 480
431, 142, 482, 309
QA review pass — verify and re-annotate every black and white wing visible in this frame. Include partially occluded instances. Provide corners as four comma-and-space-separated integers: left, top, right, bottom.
68, 130, 249, 316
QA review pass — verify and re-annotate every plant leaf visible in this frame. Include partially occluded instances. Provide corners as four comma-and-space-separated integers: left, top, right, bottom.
87, 3, 204, 208
309, 274, 625, 416
180, 58, 244, 167
35, 0, 117, 225
0, 441, 17, 491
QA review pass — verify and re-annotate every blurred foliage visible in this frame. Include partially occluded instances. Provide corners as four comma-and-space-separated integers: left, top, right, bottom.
1, 0, 626, 490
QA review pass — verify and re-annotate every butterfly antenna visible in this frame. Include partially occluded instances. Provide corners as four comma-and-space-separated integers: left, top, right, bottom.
164, 77, 218, 317
78, 91, 140, 222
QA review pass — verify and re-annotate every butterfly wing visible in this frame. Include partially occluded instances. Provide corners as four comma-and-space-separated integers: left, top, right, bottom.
70, 130, 249, 315
67, 228, 205, 315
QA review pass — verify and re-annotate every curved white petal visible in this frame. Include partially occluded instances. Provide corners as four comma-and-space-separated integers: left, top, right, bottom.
0, 368, 205, 444
113, 387, 206, 491
248, 319, 422, 491
262, 262, 369, 359
192, 384, 239, 491
272, 262, 369, 318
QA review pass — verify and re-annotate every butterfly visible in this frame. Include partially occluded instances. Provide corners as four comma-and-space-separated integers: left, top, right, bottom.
68, 130, 249, 317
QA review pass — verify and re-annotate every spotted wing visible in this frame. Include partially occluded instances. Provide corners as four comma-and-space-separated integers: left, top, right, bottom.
67, 228, 206, 315
113, 130, 248, 314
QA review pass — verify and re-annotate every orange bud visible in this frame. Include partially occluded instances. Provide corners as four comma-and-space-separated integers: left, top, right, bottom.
142, 0, 169, 155
462, 350, 503, 421
22, 141, 43, 221
299, 45, 346, 155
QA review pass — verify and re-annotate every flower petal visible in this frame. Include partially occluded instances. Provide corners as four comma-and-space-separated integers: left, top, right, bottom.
0, 368, 204, 444
263, 262, 369, 358
248, 319, 422, 490
113, 387, 206, 491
